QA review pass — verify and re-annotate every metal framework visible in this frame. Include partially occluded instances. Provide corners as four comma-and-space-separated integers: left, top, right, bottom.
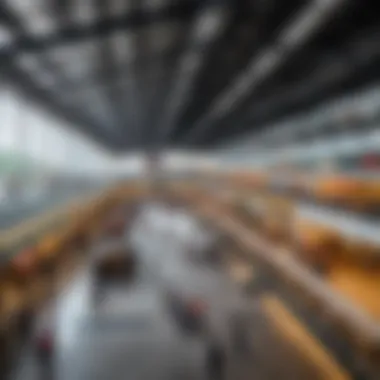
0, 0, 379, 152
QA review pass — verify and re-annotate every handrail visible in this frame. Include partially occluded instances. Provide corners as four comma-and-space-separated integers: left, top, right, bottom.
0, 189, 107, 253
178, 189, 380, 361
0, 197, 86, 249
0, 182, 144, 253
296, 202, 380, 249
205, 181, 380, 261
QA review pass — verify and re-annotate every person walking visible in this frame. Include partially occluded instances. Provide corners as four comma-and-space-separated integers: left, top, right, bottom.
35, 327, 54, 380
206, 342, 226, 380
34, 308, 56, 380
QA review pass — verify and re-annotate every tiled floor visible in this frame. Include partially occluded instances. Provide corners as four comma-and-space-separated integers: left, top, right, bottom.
13, 252, 321, 380
14, 266, 207, 380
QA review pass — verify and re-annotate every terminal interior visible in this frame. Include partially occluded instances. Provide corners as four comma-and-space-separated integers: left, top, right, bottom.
0, 1, 380, 379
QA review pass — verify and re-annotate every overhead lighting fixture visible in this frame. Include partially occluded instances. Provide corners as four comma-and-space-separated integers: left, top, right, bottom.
252, 49, 282, 79
194, 6, 226, 42
187, 0, 349, 143
281, 0, 346, 48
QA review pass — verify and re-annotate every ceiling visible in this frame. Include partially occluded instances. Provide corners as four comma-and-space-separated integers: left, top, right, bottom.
0, 0, 379, 152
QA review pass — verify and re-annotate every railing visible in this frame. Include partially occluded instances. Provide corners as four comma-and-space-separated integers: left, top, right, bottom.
172, 184, 380, 378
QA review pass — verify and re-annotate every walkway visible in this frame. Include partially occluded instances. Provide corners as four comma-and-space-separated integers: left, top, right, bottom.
12, 232, 322, 380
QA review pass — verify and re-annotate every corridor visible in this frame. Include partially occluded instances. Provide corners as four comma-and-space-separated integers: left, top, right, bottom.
12, 233, 322, 380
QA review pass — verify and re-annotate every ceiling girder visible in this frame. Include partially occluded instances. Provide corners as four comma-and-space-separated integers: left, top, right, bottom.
0, 0, 201, 61
0, 1, 123, 146
94, 0, 126, 133
6, 64, 120, 149
159, 0, 231, 145
184, 0, 349, 144
237, 33, 380, 135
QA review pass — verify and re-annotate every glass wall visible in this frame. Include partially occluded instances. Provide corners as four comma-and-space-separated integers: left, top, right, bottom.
0, 85, 115, 228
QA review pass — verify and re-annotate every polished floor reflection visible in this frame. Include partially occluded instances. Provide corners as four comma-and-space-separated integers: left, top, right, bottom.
14, 268, 323, 380
14, 265, 208, 380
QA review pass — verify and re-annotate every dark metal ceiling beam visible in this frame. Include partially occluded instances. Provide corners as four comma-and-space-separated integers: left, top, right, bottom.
240, 32, 380, 128
168, 1, 274, 143
207, 32, 380, 148
159, 0, 231, 145
53, 44, 182, 91
0, 0, 201, 60
70, 62, 190, 110
46, 0, 84, 94
94, 0, 125, 134
121, 0, 145, 147
0, 2, 120, 149
0, 4, 70, 95
5, 64, 120, 149
141, 0, 175, 149
184, 0, 349, 144
48, 0, 123, 142
0, 3, 72, 98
